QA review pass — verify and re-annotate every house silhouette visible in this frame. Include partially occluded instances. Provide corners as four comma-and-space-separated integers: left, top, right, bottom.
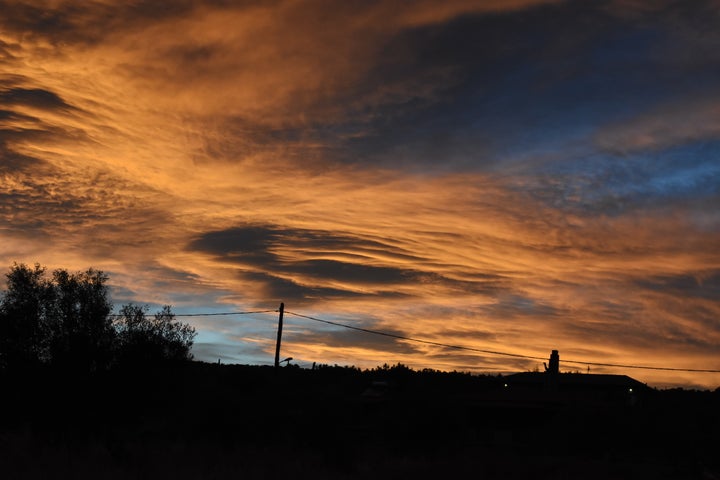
502, 350, 649, 407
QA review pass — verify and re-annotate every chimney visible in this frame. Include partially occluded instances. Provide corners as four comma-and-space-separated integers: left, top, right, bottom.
547, 349, 559, 375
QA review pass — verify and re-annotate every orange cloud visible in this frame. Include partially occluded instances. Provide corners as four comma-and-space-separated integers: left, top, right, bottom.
0, 0, 718, 389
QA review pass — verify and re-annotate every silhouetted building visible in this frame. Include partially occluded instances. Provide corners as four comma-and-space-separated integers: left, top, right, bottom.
503, 350, 649, 407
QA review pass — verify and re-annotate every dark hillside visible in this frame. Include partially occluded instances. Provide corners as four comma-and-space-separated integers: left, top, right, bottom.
1, 363, 718, 479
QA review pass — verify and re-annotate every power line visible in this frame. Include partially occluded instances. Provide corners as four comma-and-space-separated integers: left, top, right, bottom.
285, 310, 547, 362
558, 359, 720, 374
108, 309, 276, 318
284, 310, 720, 374
105, 306, 720, 374
175, 310, 277, 317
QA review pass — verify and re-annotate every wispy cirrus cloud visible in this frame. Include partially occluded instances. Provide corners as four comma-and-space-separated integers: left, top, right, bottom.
0, 0, 718, 387
594, 97, 720, 154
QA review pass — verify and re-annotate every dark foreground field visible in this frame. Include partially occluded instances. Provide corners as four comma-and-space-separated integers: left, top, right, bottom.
1, 363, 718, 479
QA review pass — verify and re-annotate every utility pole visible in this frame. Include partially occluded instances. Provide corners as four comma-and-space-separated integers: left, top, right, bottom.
274, 302, 284, 369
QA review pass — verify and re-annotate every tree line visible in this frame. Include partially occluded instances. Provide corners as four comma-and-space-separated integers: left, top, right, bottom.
0, 263, 196, 372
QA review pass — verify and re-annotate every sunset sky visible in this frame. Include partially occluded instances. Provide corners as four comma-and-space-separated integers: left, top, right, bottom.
1, 0, 719, 388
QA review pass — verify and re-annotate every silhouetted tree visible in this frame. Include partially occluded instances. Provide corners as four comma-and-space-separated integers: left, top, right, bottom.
115, 303, 196, 366
0, 263, 115, 372
0, 263, 53, 369
0, 264, 114, 373
152, 305, 196, 362
1, 263, 196, 372
47, 268, 114, 372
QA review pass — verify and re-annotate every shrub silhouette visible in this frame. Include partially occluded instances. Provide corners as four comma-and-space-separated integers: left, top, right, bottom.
0, 263, 195, 372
